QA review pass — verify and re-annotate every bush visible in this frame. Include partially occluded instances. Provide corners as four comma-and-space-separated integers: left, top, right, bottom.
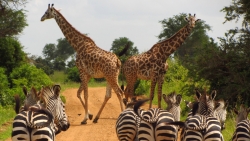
66, 66, 81, 82
7, 64, 53, 104
0, 68, 11, 106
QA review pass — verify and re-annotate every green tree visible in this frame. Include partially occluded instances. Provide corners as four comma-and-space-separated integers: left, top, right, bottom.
42, 43, 56, 61
0, 0, 28, 37
0, 37, 26, 75
56, 38, 75, 61
110, 37, 139, 64
189, 0, 250, 107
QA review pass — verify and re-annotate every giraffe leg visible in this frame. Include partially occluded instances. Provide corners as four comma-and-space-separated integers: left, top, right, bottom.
93, 83, 112, 123
124, 76, 137, 101
157, 75, 164, 108
149, 78, 157, 108
77, 76, 92, 124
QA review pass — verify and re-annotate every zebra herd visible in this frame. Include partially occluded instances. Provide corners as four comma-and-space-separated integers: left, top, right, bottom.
12, 85, 70, 141
116, 90, 250, 141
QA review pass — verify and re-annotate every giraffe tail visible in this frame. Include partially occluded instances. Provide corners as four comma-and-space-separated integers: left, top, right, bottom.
118, 42, 130, 57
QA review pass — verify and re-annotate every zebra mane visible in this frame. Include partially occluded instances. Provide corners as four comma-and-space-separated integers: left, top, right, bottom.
192, 102, 199, 116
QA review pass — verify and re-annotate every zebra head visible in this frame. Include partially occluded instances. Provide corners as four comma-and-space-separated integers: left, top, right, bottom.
40, 85, 70, 131
195, 89, 216, 116
163, 92, 182, 121
214, 99, 228, 129
234, 104, 250, 126
23, 86, 40, 107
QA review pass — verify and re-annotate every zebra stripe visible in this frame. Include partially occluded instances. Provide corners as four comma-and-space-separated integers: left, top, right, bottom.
175, 90, 224, 141
12, 85, 70, 141
134, 99, 178, 141
232, 104, 250, 141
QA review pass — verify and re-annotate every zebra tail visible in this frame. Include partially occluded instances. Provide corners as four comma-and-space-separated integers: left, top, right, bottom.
118, 42, 130, 57
14, 95, 21, 114
133, 99, 149, 116
27, 107, 54, 129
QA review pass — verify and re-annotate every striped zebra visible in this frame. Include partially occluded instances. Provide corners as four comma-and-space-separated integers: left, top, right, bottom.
214, 99, 228, 130
170, 89, 224, 141
133, 98, 178, 141
12, 85, 70, 141
232, 104, 250, 141
15, 86, 40, 114
116, 92, 181, 141
183, 98, 228, 130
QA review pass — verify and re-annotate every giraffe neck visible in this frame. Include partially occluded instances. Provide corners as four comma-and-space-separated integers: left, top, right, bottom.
150, 24, 193, 60
53, 8, 96, 52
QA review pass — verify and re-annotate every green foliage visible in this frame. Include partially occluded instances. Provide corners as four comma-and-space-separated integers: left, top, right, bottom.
0, 7, 28, 37
0, 106, 16, 140
33, 56, 54, 75
158, 13, 211, 68
0, 37, 26, 74
221, 0, 250, 28
66, 66, 81, 82
42, 43, 57, 60
10, 64, 53, 89
135, 80, 150, 96
110, 37, 139, 64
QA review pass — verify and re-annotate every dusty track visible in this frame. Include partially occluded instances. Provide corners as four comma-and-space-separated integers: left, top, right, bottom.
6, 87, 180, 141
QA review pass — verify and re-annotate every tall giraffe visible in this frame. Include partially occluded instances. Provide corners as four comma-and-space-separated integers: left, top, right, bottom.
41, 4, 124, 124
123, 14, 200, 108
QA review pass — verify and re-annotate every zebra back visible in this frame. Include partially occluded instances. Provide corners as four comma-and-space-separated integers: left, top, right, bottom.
232, 104, 250, 140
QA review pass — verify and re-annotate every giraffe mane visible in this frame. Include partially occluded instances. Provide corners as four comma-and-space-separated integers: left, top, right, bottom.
53, 7, 96, 44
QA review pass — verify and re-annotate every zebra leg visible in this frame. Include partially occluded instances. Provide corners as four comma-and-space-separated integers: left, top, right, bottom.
77, 75, 93, 124
93, 83, 112, 123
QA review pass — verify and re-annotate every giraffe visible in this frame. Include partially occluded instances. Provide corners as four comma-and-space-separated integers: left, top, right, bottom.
122, 14, 200, 108
41, 4, 124, 124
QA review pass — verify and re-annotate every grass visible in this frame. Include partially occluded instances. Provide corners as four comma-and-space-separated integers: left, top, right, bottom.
0, 106, 16, 140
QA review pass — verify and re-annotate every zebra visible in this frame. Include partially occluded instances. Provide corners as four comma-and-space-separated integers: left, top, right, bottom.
183, 97, 228, 130
133, 98, 178, 141
232, 104, 250, 141
168, 89, 224, 141
12, 85, 70, 141
214, 99, 228, 130
116, 96, 142, 141
14, 86, 41, 114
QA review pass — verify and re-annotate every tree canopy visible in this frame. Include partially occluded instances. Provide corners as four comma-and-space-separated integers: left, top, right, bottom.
0, 0, 28, 37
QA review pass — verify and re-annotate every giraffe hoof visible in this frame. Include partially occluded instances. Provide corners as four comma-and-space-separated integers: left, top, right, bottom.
93, 118, 98, 123
81, 120, 87, 124
89, 114, 93, 120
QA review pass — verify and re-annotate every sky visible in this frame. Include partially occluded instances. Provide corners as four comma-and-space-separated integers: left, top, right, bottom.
18, 0, 241, 57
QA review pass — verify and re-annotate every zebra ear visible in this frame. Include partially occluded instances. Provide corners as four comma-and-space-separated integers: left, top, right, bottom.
23, 86, 28, 96
195, 89, 201, 99
176, 94, 182, 105
233, 108, 238, 115
211, 90, 217, 100
53, 84, 61, 97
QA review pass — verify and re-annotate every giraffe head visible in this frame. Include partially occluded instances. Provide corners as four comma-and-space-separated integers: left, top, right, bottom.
185, 14, 200, 28
41, 4, 56, 21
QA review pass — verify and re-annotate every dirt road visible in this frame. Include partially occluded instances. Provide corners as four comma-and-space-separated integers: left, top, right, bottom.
56, 87, 122, 141
6, 87, 178, 141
